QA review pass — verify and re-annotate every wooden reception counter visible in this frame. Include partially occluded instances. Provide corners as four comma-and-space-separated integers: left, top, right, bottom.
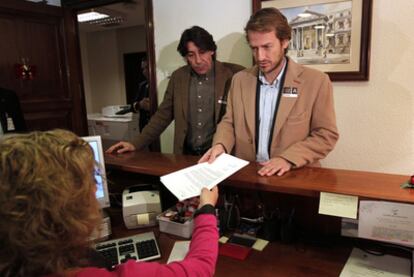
105, 151, 414, 277
104, 151, 414, 203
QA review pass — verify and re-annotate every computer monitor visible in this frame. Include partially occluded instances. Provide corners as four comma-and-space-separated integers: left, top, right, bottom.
82, 135, 110, 209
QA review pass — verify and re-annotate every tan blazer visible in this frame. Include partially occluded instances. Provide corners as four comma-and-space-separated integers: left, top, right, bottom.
132, 60, 244, 154
213, 59, 339, 167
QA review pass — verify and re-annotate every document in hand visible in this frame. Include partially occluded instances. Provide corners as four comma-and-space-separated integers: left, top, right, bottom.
160, 153, 249, 201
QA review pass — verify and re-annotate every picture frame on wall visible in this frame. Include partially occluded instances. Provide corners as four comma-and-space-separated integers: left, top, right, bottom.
253, 0, 372, 81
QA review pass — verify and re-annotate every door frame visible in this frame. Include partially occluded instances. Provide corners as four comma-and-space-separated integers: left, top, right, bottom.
61, 0, 159, 140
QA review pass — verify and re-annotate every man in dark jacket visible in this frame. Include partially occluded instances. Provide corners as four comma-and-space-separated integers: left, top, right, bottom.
132, 56, 151, 132
107, 26, 244, 155
0, 87, 26, 134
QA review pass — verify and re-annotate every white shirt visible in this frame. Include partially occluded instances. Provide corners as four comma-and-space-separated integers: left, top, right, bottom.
256, 59, 287, 162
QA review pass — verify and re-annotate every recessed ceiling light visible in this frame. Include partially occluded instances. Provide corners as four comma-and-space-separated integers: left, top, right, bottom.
77, 12, 110, 23
298, 12, 312, 18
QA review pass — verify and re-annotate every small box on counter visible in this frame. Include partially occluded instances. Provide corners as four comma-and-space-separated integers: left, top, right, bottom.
157, 202, 197, 238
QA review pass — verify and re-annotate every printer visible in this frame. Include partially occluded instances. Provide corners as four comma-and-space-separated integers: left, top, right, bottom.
87, 109, 140, 150
101, 105, 131, 117
122, 186, 162, 229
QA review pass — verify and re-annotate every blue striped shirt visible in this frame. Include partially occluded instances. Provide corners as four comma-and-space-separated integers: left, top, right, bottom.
256, 60, 287, 162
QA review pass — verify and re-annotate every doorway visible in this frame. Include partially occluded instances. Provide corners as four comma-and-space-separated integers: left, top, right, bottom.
62, 0, 160, 151
124, 52, 147, 105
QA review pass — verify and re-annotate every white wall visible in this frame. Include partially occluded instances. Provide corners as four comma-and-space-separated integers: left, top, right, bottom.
83, 30, 124, 113
80, 26, 147, 113
152, 0, 414, 175
153, 0, 253, 153
322, 0, 414, 175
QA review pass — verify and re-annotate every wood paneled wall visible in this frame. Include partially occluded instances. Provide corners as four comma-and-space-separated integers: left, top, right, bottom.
0, 0, 87, 134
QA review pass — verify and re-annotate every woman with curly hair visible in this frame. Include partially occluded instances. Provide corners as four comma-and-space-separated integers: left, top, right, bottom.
0, 129, 219, 277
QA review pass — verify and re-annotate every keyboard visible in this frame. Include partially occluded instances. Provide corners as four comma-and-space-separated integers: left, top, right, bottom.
95, 231, 161, 268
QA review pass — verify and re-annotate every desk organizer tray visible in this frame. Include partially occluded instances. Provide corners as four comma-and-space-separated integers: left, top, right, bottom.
157, 208, 194, 238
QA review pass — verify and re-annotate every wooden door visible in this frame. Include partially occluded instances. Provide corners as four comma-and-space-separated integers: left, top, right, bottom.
0, 0, 87, 134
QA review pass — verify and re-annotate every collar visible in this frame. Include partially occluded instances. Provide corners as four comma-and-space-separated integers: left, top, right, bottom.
258, 57, 287, 86
191, 63, 215, 80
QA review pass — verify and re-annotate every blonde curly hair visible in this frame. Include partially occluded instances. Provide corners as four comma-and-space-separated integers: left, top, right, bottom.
0, 129, 102, 277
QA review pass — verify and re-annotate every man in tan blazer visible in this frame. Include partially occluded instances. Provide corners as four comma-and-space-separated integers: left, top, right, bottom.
200, 8, 339, 176
107, 26, 243, 155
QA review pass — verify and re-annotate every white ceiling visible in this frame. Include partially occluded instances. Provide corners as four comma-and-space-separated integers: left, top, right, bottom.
78, 0, 146, 33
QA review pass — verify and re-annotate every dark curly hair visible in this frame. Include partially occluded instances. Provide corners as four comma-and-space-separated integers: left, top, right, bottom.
0, 129, 101, 277
177, 26, 217, 60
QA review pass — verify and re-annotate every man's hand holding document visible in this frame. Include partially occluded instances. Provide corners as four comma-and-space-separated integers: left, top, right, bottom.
160, 154, 249, 201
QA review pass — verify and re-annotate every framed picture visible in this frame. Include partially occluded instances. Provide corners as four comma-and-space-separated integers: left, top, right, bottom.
252, 0, 372, 81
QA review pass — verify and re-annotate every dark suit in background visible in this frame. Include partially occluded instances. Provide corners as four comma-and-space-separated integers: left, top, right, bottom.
0, 87, 27, 133
133, 79, 150, 132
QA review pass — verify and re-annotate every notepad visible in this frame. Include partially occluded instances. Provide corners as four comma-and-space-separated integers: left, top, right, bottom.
167, 241, 190, 264
252, 239, 269, 251
219, 243, 251, 260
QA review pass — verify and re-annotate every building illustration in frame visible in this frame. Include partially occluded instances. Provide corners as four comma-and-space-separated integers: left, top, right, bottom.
282, 1, 352, 65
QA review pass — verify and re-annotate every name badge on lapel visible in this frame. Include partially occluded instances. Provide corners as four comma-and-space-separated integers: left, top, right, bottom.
6, 113, 15, 131
282, 87, 298, 98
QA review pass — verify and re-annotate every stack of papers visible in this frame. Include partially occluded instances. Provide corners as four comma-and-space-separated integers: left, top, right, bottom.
160, 154, 249, 201
340, 248, 411, 277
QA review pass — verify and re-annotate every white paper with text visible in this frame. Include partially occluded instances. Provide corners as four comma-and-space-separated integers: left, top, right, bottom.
340, 248, 411, 277
160, 154, 249, 201
358, 201, 414, 247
